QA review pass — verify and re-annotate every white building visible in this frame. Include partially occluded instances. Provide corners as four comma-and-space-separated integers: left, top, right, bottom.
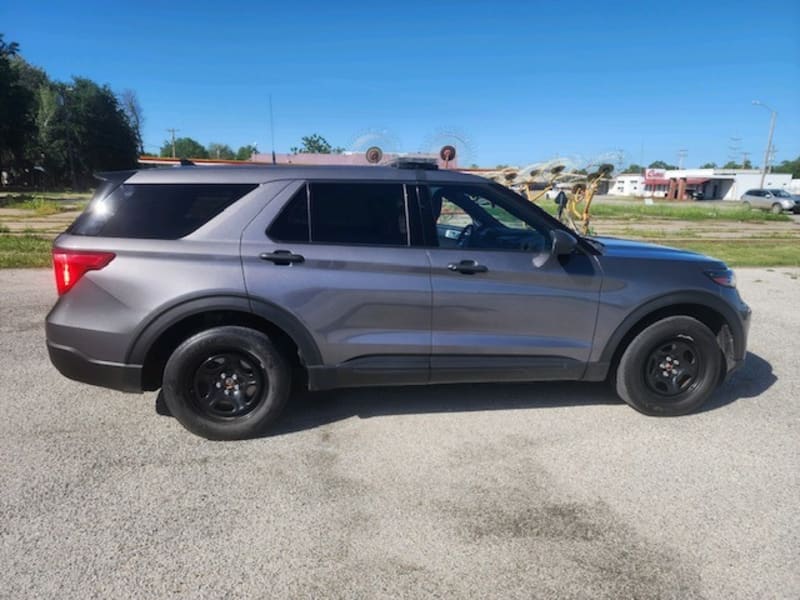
609, 174, 644, 196
610, 168, 793, 200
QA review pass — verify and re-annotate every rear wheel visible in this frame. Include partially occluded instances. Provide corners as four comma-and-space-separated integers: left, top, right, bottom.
771, 203, 783, 214
162, 326, 290, 440
615, 316, 721, 416
742, 201, 751, 210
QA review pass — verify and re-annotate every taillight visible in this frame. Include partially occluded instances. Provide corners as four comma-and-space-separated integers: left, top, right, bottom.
52, 248, 115, 296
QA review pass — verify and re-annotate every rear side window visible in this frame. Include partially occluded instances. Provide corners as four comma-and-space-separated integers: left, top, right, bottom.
267, 182, 409, 246
69, 183, 257, 239
268, 186, 309, 242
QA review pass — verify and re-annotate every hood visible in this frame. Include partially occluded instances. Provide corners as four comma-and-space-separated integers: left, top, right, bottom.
591, 236, 723, 265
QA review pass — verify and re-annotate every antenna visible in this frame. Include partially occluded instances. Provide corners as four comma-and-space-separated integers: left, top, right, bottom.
269, 94, 276, 165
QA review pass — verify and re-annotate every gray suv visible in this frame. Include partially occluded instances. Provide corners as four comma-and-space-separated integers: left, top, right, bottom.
741, 188, 800, 213
46, 164, 751, 439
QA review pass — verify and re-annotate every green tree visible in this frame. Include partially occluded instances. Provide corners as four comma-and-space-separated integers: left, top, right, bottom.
721, 160, 754, 170
207, 143, 235, 160
648, 160, 678, 170
160, 137, 208, 159
290, 133, 343, 154
236, 144, 258, 161
0, 35, 36, 178
773, 156, 800, 179
58, 78, 139, 188
1, 37, 139, 188
119, 89, 144, 155
699, 162, 717, 169
622, 163, 644, 173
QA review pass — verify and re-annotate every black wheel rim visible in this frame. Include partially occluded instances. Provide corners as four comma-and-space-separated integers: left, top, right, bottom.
643, 336, 701, 398
190, 352, 266, 419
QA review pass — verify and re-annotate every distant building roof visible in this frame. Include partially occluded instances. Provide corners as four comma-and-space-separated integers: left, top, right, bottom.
252, 151, 457, 169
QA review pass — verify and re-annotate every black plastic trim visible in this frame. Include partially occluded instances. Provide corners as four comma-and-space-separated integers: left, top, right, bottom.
430, 355, 584, 384
47, 342, 143, 393
307, 354, 585, 391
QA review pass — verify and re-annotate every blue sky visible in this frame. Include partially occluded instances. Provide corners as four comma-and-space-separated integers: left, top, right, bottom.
4, 0, 799, 167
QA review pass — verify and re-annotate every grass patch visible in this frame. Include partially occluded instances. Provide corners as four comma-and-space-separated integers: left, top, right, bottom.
661, 240, 800, 267
0, 193, 90, 215
7, 196, 62, 216
537, 201, 789, 222
591, 203, 789, 222
0, 234, 52, 268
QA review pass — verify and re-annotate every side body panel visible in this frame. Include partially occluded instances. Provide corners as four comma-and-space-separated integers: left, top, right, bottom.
426, 248, 601, 381
240, 181, 433, 370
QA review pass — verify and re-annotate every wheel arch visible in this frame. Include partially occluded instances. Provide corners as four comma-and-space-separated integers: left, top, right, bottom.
597, 292, 743, 382
127, 295, 321, 391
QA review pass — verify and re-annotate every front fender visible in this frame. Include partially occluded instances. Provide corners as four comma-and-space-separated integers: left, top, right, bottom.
587, 290, 748, 380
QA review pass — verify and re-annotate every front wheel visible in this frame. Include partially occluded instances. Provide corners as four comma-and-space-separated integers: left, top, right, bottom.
615, 316, 721, 416
770, 203, 783, 214
162, 326, 291, 440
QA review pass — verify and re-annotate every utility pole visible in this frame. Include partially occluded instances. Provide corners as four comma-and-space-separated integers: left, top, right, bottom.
728, 136, 742, 164
269, 95, 277, 165
677, 149, 688, 169
166, 128, 179, 158
752, 100, 777, 188
741, 151, 750, 168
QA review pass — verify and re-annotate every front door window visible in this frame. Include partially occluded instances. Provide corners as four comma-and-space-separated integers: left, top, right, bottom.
428, 185, 548, 253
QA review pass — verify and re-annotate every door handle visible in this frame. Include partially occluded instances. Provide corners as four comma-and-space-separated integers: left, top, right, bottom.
447, 260, 488, 275
260, 250, 305, 265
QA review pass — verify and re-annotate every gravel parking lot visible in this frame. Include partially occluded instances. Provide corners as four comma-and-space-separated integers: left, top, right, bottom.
1, 267, 798, 599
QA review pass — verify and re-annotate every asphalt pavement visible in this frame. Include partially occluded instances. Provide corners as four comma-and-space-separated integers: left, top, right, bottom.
1, 268, 798, 599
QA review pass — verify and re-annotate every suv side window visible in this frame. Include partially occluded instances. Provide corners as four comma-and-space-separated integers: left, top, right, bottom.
69, 183, 257, 239
268, 186, 310, 242
311, 183, 408, 246
269, 182, 409, 246
422, 184, 548, 252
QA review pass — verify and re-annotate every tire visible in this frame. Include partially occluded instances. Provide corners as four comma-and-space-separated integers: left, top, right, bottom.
742, 201, 751, 210
770, 203, 783, 214
162, 326, 291, 440
615, 316, 721, 416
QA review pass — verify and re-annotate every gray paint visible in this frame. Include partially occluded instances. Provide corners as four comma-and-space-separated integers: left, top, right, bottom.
46, 165, 751, 393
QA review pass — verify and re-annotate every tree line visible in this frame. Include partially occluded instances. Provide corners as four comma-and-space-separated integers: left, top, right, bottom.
0, 35, 140, 189
157, 138, 258, 161
155, 132, 343, 160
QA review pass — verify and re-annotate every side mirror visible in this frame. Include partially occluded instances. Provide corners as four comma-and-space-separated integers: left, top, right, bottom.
533, 229, 578, 268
